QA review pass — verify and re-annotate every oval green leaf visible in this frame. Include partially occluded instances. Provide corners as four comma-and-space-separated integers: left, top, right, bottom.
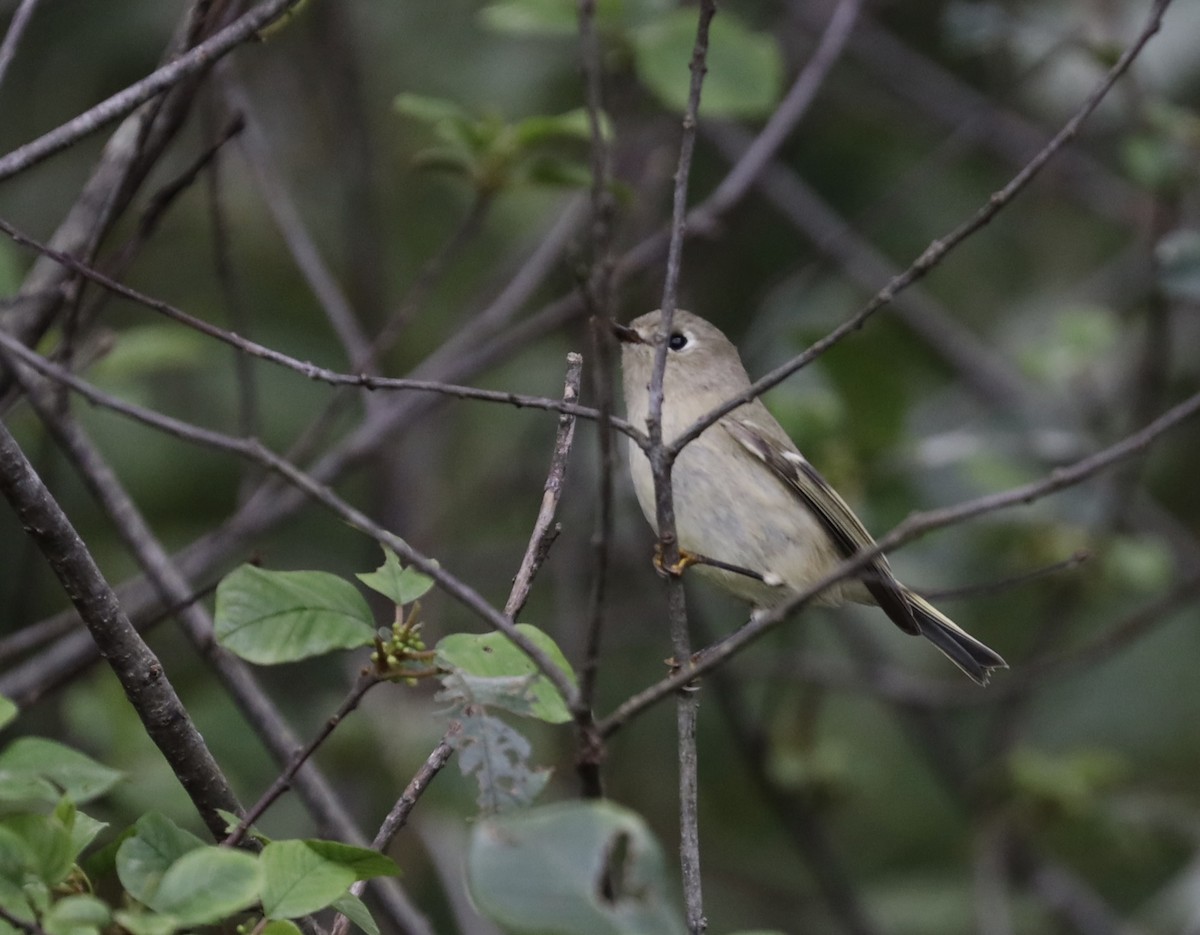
436, 624, 576, 723
356, 548, 434, 606
215, 565, 375, 664
149, 847, 262, 925
632, 10, 782, 118
0, 738, 122, 806
116, 813, 206, 906
260, 840, 356, 919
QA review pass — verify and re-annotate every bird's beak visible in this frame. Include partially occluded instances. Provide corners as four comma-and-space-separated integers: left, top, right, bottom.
609, 320, 646, 345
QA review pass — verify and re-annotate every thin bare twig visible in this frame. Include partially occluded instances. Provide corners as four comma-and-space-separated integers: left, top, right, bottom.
330, 732, 457, 935
920, 550, 1091, 602
0, 0, 41, 92
224, 672, 381, 848
505, 353, 583, 619
647, 2, 717, 930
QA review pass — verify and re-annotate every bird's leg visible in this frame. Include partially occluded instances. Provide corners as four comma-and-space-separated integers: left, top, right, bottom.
654, 544, 783, 588
652, 542, 701, 577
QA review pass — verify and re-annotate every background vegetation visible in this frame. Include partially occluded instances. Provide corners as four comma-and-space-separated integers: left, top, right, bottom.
0, 0, 1198, 932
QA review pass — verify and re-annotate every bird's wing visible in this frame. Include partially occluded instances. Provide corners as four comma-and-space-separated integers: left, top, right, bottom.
723, 417, 919, 634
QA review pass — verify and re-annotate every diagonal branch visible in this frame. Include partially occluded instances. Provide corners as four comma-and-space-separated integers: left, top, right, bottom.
0, 420, 243, 841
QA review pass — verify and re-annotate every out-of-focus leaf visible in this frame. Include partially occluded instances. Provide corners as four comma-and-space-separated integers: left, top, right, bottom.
331, 893, 379, 935
262, 921, 304, 935
1156, 228, 1200, 302
477, 0, 579, 36
1123, 134, 1192, 193
394, 93, 474, 132
1008, 748, 1126, 820
112, 909, 179, 935
467, 800, 686, 935
0, 813, 74, 886
42, 894, 111, 935
1018, 305, 1118, 388
88, 325, 210, 382
410, 147, 475, 176
148, 847, 261, 925
1100, 537, 1173, 594
631, 10, 782, 118
0, 738, 122, 806
65, 809, 106, 863
436, 624, 576, 723
0, 697, 17, 731
356, 547, 434, 606
519, 156, 593, 189
215, 565, 375, 664
116, 813, 205, 907
512, 108, 611, 145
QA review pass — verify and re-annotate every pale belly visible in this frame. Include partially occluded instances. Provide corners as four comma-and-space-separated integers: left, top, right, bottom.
628, 435, 868, 609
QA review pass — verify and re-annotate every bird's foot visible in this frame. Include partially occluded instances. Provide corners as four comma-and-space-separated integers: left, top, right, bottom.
653, 544, 700, 578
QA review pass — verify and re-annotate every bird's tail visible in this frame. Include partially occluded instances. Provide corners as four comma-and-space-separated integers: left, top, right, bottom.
902, 588, 1007, 685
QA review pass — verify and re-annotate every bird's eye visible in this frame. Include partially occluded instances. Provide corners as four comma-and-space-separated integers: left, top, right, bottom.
668, 332, 688, 351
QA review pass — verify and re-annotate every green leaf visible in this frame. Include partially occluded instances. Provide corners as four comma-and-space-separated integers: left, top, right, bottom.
53, 799, 105, 862
215, 565, 375, 664
467, 800, 686, 935
0, 813, 75, 885
66, 810, 107, 862
409, 147, 476, 176
0, 773, 60, 813
477, 0, 578, 35
0, 697, 16, 731
0, 737, 122, 805
112, 909, 180, 935
260, 840, 356, 919
148, 847, 262, 925
632, 10, 782, 118
519, 156, 594, 189
477, 0, 641, 35
0, 873, 37, 933
436, 624, 576, 724
331, 892, 379, 935
299, 840, 399, 880
394, 94, 483, 153
116, 813, 206, 907
43, 895, 111, 935
356, 548, 434, 606
393, 93, 474, 128
262, 921, 305, 935
1008, 748, 1126, 820
89, 325, 209, 382
512, 108, 610, 146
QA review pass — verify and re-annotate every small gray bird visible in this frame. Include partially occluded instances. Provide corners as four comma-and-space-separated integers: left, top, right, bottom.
614, 309, 1006, 684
